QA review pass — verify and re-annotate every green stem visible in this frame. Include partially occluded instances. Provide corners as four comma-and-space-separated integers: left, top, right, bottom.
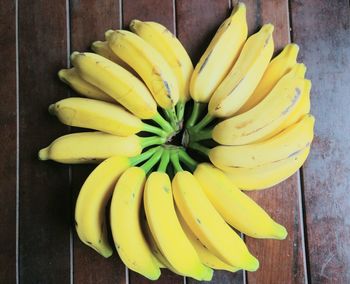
192, 113, 214, 132
186, 101, 205, 128
157, 149, 170, 172
178, 149, 198, 172
176, 101, 186, 123
170, 150, 183, 172
140, 136, 166, 149
140, 147, 164, 174
142, 123, 167, 137
165, 107, 179, 131
188, 142, 210, 157
152, 112, 174, 134
190, 128, 213, 143
129, 146, 160, 166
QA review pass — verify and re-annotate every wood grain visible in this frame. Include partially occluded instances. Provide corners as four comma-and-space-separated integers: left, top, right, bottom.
0, 1, 17, 282
69, 0, 126, 283
290, 0, 350, 282
18, 0, 71, 282
243, 1, 307, 283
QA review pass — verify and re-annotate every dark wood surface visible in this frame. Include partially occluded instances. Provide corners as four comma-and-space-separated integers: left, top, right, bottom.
1, 0, 349, 283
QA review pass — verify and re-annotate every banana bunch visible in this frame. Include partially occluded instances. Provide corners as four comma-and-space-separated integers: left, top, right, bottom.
39, 2, 315, 281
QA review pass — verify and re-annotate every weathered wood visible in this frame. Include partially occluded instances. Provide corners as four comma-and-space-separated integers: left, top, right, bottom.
290, 0, 350, 282
242, 1, 307, 283
0, 1, 17, 282
18, 0, 71, 282
69, 1, 126, 283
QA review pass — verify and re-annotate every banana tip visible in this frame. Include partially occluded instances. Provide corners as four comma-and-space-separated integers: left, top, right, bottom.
129, 19, 141, 30
275, 225, 288, 240
48, 104, 56, 115
104, 29, 114, 40
38, 148, 49, 161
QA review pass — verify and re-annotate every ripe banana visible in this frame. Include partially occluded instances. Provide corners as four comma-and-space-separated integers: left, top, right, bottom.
110, 167, 161, 280
190, 2, 247, 103
208, 24, 274, 118
172, 171, 259, 271
194, 163, 287, 239
144, 171, 213, 280
38, 132, 143, 163
58, 68, 113, 102
106, 30, 179, 110
223, 146, 310, 190
130, 20, 193, 104
212, 64, 308, 145
75, 155, 130, 257
237, 43, 299, 114
209, 114, 315, 168
71, 52, 157, 119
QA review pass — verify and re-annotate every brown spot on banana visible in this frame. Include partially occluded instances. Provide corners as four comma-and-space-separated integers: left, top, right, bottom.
199, 50, 212, 73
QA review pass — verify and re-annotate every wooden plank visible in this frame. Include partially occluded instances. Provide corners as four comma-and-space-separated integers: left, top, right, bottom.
69, 1, 125, 283
18, 0, 71, 282
176, 1, 244, 283
243, 1, 307, 283
0, 1, 17, 282
122, 1, 183, 283
290, 0, 350, 282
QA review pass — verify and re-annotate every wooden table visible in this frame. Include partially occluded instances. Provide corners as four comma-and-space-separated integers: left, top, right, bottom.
1, 0, 349, 283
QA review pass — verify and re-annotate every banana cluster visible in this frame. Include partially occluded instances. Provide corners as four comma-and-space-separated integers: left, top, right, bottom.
39, 2, 315, 281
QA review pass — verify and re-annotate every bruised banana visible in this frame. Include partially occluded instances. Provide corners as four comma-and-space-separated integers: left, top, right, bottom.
106, 30, 179, 110
172, 171, 259, 271
208, 24, 274, 117
190, 3, 247, 103
144, 171, 213, 280
237, 43, 299, 114
58, 68, 113, 102
194, 163, 287, 239
209, 114, 315, 168
71, 52, 157, 119
212, 64, 307, 145
110, 167, 161, 280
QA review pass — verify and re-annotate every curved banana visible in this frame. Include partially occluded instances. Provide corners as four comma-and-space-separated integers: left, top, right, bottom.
172, 171, 259, 271
130, 20, 193, 104
190, 3, 247, 103
49, 97, 143, 136
194, 163, 287, 239
223, 146, 310, 190
71, 52, 157, 119
110, 167, 161, 280
209, 114, 315, 168
75, 156, 130, 257
144, 172, 213, 280
237, 43, 299, 114
58, 68, 113, 102
38, 132, 142, 163
212, 64, 308, 145
208, 24, 274, 118
106, 30, 179, 110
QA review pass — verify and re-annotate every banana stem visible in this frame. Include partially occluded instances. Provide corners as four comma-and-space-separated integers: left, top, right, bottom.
170, 150, 183, 172
140, 147, 164, 174
186, 101, 205, 128
192, 113, 214, 132
129, 146, 160, 166
188, 142, 210, 157
178, 149, 198, 172
152, 112, 174, 134
165, 107, 180, 131
176, 101, 186, 123
142, 123, 167, 137
157, 149, 170, 172
189, 128, 213, 143
140, 136, 166, 149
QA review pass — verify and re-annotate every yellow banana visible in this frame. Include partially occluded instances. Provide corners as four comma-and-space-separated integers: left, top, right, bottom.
58, 68, 113, 102
130, 20, 193, 104
209, 114, 315, 168
110, 167, 161, 280
208, 24, 274, 118
194, 163, 287, 239
223, 147, 310, 190
212, 64, 308, 145
237, 43, 299, 114
144, 171, 213, 280
75, 156, 130, 257
190, 2, 248, 103
172, 171, 259, 271
71, 52, 157, 119
106, 30, 179, 110
176, 208, 239, 272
